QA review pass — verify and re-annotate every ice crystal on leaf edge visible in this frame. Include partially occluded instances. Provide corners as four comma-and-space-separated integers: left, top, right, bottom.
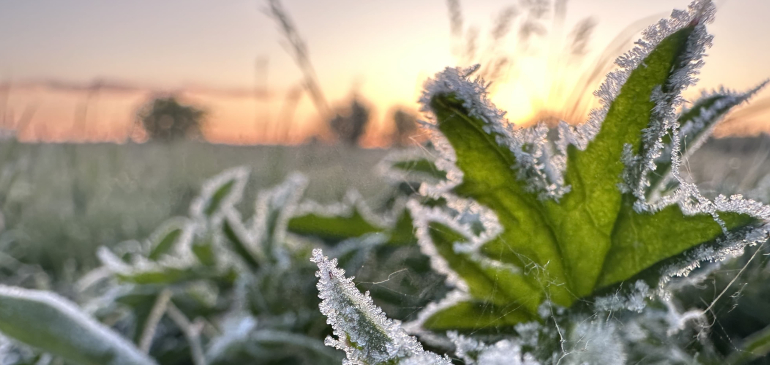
403, 0, 770, 331
310, 249, 452, 365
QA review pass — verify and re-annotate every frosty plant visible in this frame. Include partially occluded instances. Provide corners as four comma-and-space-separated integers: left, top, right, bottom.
311, 0, 770, 363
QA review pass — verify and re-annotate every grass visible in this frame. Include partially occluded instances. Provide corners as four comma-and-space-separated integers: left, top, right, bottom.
0, 141, 391, 277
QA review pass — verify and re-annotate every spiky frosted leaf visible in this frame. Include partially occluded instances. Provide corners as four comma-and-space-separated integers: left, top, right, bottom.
310, 249, 451, 365
423, 221, 541, 314
411, 0, 770, 332
251, 172, 307, 266
377, 148, 447, 184
648, 81, 769, 199
288, 191, 384, 244
0, 285, 156, 365
288, 191, 415, 246
189, 166, 249, 222
421, 93, 574, 305
222, 212, 263, 270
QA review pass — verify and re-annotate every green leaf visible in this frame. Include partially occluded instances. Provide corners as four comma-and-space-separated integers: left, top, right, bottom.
427, 222, 541, 314
597, 199, 756, 287
190, 167, 248, 219
222, 214, 263, 270
147, 219, 189, 261
547, 26, 694, 297
192, 240, 216, 267
117, 266, 204, 285
252, 173, 307, 265
148, 229, 181, 261
0, 285, 156, 365
390, 158, 447, 182
430, 94, 573, 306
287, 206, 382, 244
311, 249, 451, 365
205, 180, 235, 217
287, 192, 416, 246
648, 81, 768, 197
422, 300, 533, 331
415, 6, 769, 332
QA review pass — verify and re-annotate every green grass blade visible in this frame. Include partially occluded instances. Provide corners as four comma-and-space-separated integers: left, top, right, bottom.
0, 285, 157, 365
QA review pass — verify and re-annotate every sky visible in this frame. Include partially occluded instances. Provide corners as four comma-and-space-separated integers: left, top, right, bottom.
1, 0, 769, 145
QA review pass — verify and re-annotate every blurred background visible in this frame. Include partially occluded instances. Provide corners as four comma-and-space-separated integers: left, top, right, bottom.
0, 0, 769, 285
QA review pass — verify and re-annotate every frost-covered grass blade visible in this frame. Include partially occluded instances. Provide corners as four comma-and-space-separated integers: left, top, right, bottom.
0, 285, 157, 365
311, 249, 451, 364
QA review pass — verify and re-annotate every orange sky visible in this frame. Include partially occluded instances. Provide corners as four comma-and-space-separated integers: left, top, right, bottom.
1, 0, 769, 145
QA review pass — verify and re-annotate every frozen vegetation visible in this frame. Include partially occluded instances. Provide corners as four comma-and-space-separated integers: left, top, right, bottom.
0, 0, 769, 364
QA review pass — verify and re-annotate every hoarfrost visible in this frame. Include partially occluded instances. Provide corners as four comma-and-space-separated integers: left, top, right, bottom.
295, 189, 396, 231
649, 81, 769, 201
450, 332, 540, 365
0, 285, 157, 365
420, 65, 568, 201
558, 319, 626, 365
189, 166, 249, 224
375, 147, 447, 185
415, 0, 770, 310
310, 249, 451, 365
402, 290, 469, 336
250, 172, 307, 267
594, 280, 651, 313
615, 0, 715, 209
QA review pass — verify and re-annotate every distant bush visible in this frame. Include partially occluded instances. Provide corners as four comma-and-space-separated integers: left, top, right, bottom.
391, 109, 419, 147
137, 96, 206, 142
329, 98, 370, 146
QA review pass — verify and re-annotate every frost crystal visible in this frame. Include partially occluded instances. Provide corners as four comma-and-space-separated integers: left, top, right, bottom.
415, 0, 770, 307
250, 172, 307, 267
559, 319, 626, 365
310, 249, 451, 365
449, 332, 540, 365
594, 280, 651, 313
295, 189, 396, 230
649, 81, 769, 201
420, 66, 568, 200
375, 147, 446, 185
189, 166, 249, 224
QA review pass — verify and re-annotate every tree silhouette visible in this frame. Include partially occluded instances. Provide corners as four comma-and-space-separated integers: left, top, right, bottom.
329, 98, 370, 145
137, 96, 206, 141
391, 108, 419, 147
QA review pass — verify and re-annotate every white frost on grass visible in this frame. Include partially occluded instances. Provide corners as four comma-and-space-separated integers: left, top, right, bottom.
0, 285, 157, 365
189, 166, 250, 225
648, 81, 769, 202
294, 189, 396, 232
450, 332, 540, 365
375, 147, 447, 185
310, 249, 451, 365
250, 172, 308, 267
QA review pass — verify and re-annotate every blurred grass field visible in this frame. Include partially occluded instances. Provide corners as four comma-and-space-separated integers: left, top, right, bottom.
1, 134, 769, 280
0, 141, 392, 277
